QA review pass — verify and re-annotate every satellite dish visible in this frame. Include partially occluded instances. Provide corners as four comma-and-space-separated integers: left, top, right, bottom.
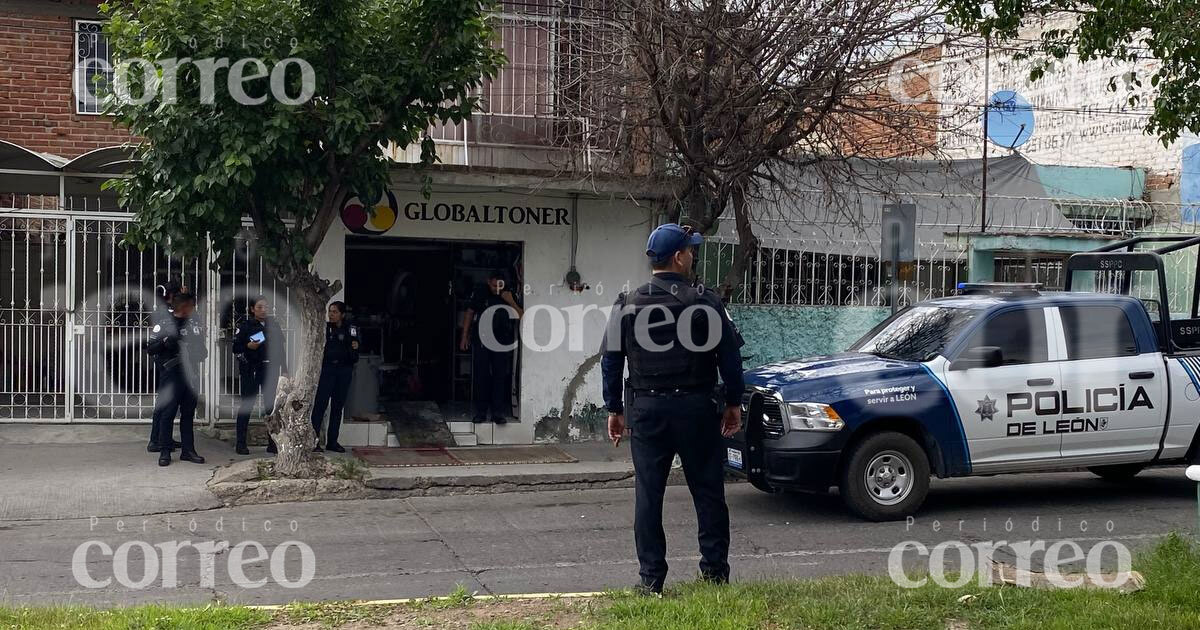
985, 90, 1035, 149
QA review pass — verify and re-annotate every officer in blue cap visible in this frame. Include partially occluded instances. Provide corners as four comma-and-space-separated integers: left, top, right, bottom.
599, 222, 745, 595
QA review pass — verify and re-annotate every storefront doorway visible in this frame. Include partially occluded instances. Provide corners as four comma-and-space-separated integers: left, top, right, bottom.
343, 236, 523, 443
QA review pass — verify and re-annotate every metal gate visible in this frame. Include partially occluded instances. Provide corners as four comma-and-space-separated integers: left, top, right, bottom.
0, 212, 289, 424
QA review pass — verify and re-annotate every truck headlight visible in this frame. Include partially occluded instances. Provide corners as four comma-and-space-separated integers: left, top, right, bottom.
785, 402, 844, 431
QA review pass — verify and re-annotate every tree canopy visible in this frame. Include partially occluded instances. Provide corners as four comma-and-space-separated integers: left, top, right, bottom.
102, 0, 505, 281
98, 0, 504, 475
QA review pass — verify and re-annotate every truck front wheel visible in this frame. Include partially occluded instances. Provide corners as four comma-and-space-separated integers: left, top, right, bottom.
840, 431, 931, 521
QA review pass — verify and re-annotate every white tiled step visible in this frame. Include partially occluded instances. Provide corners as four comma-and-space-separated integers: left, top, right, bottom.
452, 432, 478, 447
473, 422, 493, 445
339, 421, 390, 447
447, 421, 475, 434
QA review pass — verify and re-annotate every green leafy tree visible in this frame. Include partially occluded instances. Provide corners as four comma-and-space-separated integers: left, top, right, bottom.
942, 1, 1200, 145
101, 0, 504, 476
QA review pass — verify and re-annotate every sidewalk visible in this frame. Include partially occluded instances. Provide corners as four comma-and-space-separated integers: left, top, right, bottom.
0, 424, 229, 521
0, 425, 678, 519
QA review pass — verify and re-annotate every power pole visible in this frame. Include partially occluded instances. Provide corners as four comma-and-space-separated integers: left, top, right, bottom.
981, 35, 990, 233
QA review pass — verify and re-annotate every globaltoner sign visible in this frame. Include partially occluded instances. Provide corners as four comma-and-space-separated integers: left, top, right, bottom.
402, 202, 571, 226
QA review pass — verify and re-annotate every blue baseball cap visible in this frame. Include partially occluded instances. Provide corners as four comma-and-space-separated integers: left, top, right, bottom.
646, 223, 703, 263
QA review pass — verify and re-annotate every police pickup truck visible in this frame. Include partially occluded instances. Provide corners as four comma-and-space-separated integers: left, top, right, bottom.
725, 236, 1200, 520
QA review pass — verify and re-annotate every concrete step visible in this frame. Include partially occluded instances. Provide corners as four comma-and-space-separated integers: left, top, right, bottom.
451, 432, 478, 447
446, 420, 476, 434
473, 422, 493, 445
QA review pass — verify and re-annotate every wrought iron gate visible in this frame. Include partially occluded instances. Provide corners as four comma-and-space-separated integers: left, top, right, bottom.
0, 212, 291, 424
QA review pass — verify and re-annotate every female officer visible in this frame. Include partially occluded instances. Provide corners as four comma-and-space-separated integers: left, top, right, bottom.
311, 301, 360, 452
232, 296, 285, 455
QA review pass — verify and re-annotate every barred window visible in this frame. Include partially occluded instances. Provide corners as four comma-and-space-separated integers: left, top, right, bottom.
698, 241, 967, 307
74, 20, 112, 115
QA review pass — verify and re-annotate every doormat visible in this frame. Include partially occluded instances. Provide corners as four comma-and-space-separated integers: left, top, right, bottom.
351, 447, 458, 467
446, 445, 577, 466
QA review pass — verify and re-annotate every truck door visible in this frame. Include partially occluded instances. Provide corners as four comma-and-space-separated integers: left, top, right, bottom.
1054, 304, 1164, 460
942, 307, 1062, 470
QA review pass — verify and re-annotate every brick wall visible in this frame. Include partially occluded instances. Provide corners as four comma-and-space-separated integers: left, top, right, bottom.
836, 46, 943, 159
0, 1, 132, 159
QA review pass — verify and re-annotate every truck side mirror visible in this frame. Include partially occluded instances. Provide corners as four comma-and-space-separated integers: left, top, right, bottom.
950, 346, 1004, 371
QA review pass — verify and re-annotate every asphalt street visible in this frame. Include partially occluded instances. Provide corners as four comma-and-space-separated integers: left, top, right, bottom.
0, 468, 1195, 607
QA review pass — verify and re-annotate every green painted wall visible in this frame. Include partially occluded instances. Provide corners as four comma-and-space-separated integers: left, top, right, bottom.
730, 305, 891, 367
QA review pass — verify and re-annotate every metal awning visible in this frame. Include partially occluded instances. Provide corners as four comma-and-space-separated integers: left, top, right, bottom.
0, 140, 135, 197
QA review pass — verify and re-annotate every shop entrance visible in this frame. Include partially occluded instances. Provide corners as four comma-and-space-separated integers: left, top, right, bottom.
343, 236, 522, 445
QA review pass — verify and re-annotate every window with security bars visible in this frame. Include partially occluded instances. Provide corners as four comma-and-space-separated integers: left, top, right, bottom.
74, 20, 112, 115
698, 241, 967, 307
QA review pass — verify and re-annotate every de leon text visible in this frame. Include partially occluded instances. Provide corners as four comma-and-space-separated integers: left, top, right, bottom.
403, 202, 571, 226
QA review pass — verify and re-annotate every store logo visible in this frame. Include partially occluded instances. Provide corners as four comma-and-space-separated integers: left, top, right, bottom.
341, 190, 398, 235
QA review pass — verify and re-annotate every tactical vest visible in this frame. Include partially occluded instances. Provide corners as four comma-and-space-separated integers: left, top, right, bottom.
623, 276, 718, 391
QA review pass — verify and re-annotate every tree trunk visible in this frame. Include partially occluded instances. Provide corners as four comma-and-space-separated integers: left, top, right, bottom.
267, 269, 337, 478
719, 181, 759, 301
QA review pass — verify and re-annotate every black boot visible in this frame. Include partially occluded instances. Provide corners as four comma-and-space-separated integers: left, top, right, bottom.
158, 451, 171, 467
266, 439, 278, 454
235, 444, 250, 455
179, 451, 205, 464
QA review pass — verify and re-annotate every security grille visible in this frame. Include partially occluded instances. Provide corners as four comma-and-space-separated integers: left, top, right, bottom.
211, 232, 299, 421
74, 20, 112, 115
70, 219, 208, 420
0, 211, 297, 424
0, 217, 69, 419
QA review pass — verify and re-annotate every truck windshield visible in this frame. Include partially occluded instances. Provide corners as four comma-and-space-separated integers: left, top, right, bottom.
851, 306, 979, 362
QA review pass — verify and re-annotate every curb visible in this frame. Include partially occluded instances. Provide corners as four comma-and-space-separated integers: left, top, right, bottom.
249, 591, 608, 610
207, 467, 694, 507
363, 468, 694, 497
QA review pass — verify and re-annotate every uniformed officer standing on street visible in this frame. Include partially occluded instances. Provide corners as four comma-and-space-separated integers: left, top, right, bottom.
311, 301, 360, 453
147, 280, 184, 453
233, 297, 285, 455
145, 290, 207, 467
600, 223, 745, 595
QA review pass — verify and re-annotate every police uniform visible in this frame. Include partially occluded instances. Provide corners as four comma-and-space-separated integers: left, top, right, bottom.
311, 320, 360, 449
147, 303, 180, 452
233, 317, 285, 453
145, 310, 207, 465
600, 270, 745, 592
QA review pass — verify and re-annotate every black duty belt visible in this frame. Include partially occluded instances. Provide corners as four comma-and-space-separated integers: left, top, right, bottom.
633, 387, 710, 397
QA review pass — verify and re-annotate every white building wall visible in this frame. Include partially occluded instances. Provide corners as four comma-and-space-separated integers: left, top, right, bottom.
935, 37, 1200, 199
312, 183, 653, 444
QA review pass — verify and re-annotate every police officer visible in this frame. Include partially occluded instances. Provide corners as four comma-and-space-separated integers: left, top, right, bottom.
232, 296, 284, 455
600, 223, 745, 595
311, 301, 359, 452
459, 270, 523, 424
147, 280, 184, 453
145, 290, 207, 466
